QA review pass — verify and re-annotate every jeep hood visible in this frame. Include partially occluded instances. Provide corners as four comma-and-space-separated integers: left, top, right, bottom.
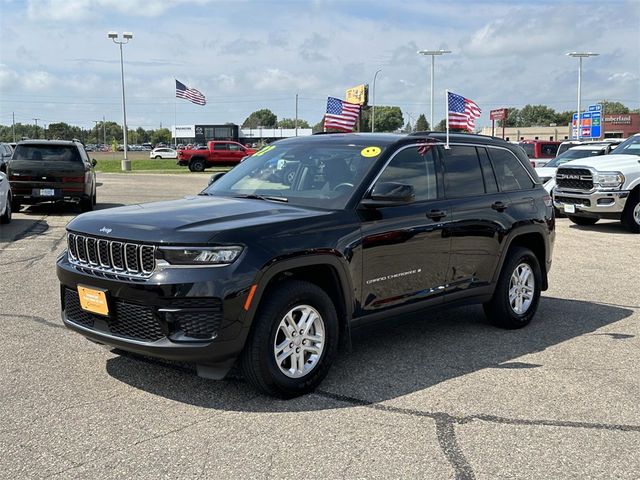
563, 154, 640, 172
66, 195, 332, 244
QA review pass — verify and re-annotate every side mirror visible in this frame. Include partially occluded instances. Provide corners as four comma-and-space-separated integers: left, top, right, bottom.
208, 172, 226, 185
361, 182, 415, 207
91, 158, 97, 167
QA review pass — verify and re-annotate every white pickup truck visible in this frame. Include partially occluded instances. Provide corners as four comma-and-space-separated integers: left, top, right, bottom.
553, 134, 640, 233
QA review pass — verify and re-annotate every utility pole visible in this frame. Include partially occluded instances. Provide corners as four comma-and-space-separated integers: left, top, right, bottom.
295, 93, 298, 136
103, 116, 106, 145
93, 120, 100, 144
12, 112, 16, 142
33, 118, 41, 138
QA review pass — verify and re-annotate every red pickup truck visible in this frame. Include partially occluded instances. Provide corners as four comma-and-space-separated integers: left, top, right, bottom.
178, 141, 256, 172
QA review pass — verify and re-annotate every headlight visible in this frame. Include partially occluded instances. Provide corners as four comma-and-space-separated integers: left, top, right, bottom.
158, 246, 243, 265
594, 171, 625, 188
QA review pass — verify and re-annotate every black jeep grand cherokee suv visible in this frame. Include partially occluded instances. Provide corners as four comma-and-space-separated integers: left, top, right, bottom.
57, 133, 555, 398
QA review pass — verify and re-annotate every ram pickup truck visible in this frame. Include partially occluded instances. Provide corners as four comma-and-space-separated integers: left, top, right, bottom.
178, 141, 256, 172
553, 133, 640, 233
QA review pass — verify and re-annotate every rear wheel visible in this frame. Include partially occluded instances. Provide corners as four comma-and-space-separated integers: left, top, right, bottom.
621, 191, 640, 233
484, 246, 542, 329
154, 155, 162, 159
189, 158, 206, 172
1, 193, 11, 224
80, 192, 95, 212
241, 280, 339, 398
568, 216, 598, 226
11, 196, 21, 213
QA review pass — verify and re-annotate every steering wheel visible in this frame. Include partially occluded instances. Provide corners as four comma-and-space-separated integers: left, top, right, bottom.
332, 182, 354, 192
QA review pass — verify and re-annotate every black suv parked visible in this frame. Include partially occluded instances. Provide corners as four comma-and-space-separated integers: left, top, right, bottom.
9, 140, 97, 212
57, 133, 555, 398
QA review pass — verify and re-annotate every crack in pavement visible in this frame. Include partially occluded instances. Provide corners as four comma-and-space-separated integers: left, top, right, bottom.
0, 313, 66, 331
315, 389, 640, 480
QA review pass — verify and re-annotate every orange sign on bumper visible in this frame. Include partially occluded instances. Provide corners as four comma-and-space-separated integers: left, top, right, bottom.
77, 285, 109, 316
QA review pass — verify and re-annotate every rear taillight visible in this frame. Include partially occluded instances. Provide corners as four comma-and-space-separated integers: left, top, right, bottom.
62, 176, 85, 183
10, 175, 32, 181
543, 195, 553, 207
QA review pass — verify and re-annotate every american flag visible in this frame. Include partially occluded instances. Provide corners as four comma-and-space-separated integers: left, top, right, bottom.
175, 79, 206, 106
447, 91, 481, 131
324, 97, 360, 132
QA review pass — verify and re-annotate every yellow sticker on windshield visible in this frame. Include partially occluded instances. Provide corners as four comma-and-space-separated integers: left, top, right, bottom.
361, 146, 381, 158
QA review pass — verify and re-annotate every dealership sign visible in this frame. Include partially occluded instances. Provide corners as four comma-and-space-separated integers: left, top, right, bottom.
345, 84, 368, 105
172, 125, 195, 137
489, 108, 508, 120
572, 104, 601, 138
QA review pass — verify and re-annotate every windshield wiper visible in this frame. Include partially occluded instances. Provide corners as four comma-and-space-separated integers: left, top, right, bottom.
234, 193, 289, 203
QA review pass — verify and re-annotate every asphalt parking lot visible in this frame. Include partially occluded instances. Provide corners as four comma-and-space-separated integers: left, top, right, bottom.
1, 173, 639, 479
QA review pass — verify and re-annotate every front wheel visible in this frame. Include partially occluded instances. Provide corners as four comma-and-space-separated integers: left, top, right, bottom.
1, 193, 11, 224
484, 246, 542, 329
621, 191, 640, 233
568, 215, 598, 226
241, 280, 339, 398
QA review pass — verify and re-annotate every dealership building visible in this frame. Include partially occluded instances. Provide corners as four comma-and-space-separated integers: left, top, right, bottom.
172, 124, 313, 145
480, 113, 640, 141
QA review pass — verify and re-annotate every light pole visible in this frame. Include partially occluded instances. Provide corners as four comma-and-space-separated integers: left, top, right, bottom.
32, 118, 41, 138
371, 69, 382, 132
108, 31, 133, 171
566, 52, 599, 140
417, 49, 451, 130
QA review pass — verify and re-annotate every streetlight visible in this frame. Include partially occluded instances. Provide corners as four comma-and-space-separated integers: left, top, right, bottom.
566, 52, 599, 140
417, 49, 451, 130
108, 31, 133, 171
371, 69, 382, 132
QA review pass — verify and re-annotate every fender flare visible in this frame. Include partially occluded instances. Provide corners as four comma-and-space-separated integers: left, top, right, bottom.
493, 224, 550, 290
241, 253, 355, 343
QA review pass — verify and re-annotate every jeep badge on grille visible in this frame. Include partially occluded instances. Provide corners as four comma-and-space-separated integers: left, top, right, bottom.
99, 227, 112, 234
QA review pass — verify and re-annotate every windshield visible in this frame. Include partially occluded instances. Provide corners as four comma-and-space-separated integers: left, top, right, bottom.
202, 140, 386, 209
545, 148, 605, 168
13, 145, 81, 162
611, 135, 640, 156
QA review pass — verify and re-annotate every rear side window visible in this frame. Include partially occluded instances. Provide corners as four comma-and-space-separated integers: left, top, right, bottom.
13, 145, 81, 163
519, 143, 535, 158
489, 148, 535, 191
442, 145, 485, 198
477, 147, 498, 193
540, 144, 559, 157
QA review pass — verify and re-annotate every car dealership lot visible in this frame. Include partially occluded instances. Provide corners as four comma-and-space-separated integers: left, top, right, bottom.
1, 173, 639, 479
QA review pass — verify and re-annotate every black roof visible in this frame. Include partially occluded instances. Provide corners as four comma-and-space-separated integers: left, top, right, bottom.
16, 139, 82, 146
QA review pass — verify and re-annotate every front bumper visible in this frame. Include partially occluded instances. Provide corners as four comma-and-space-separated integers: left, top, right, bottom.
553, 188, 630, 219
57, 253, 254, 366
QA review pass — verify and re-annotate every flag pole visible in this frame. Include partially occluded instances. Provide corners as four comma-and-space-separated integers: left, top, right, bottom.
445, 89, 450, 149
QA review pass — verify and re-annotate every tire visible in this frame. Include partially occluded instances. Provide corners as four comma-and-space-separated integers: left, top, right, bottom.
241, 280, 339, 398
1, 193, 11, 224
11, 196, 21, 213
189, 158, 206, 172
80, 193, 95, 212
483, 246, 542, 329
568, 216, 598, 226
154, 155, 162, 159
621, 190, 640, 234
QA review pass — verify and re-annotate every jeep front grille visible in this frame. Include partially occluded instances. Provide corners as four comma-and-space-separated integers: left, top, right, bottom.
556, 167, 593, 191
67, 233, 155, 278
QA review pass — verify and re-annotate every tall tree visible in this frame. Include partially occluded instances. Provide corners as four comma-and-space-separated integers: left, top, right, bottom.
242, 109, 278, 128
600, 101, 630, 114
518, 104, 558, 127
277, 118, 310, 129
554, 111, 574, 126
150, 128, 172, 145
363, 106, 404, 132
415, 114, 430, 131
435, 119, 447, 131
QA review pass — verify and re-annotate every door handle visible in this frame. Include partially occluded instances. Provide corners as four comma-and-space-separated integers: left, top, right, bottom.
426, 209, 447, 220
491, 201, 509, 212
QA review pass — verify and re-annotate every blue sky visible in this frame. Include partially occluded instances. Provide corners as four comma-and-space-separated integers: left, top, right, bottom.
0, 0, 638, 131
